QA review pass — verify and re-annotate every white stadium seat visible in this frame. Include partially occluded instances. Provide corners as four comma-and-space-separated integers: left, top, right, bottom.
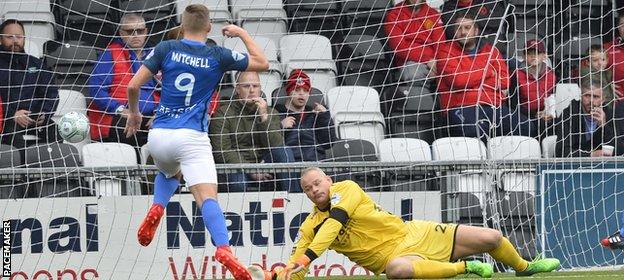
431, 137, 489, 196
326, 86, 384, 152
379, 138, 431, 162
488, 136, 541, 193
82, 143, 140, 196
541, 135, 557, 158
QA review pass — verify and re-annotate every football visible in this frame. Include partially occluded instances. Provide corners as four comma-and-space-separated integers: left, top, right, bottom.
57, 111, 90, 143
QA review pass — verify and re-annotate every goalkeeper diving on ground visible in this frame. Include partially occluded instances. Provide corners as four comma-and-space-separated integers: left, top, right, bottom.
249, 167, 560, 279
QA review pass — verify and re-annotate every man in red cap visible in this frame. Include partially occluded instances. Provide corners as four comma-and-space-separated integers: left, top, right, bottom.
384, 0, 445, 85
604, 12, 624, 100
274, 69, 336, 161
510, 39, 557, 138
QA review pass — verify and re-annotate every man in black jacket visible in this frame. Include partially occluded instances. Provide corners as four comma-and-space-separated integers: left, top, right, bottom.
274, 69, 336, 161
554, 78, 622, 157
0, 19, 60, 149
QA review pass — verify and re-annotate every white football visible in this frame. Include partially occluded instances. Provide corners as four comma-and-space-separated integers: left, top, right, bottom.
57, 111, 89, 143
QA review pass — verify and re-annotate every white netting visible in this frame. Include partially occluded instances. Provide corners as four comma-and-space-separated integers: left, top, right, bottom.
1, 0, 624, 279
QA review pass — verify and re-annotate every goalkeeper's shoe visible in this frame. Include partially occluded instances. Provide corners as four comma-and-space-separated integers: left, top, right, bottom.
137, 204, 164, 246
600, 231, 624, 249
465, 260, 493, 278
515, 255, 560, 277
215, 246, 252, 280
247, 265, 273, 280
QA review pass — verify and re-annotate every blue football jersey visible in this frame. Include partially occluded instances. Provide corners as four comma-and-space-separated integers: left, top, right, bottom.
143, 39, 249, 132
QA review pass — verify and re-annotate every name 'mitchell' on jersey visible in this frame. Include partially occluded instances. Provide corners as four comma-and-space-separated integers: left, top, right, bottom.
143, 39, 249, 132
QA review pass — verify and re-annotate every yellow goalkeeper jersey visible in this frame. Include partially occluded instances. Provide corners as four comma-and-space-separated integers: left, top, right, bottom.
289, 180, 407, 277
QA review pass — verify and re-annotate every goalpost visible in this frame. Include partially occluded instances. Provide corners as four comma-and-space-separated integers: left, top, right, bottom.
1, 0, 623, 279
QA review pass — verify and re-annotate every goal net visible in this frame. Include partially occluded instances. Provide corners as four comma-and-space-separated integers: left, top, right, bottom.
1, 0, 623, 279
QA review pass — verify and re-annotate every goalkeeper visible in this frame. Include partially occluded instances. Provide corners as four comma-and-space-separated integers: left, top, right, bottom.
254, 167, 560, 279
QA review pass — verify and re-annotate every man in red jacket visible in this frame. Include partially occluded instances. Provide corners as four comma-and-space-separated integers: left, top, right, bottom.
88, 13, 159, 147
384, 0, 445, 85
604, 12, 624, 100
436, 10, 529, 140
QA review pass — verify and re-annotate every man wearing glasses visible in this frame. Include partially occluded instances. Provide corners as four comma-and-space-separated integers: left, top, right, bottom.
88, 13, 159, 148
0, 19, 60, 149
210, 71, 300, 192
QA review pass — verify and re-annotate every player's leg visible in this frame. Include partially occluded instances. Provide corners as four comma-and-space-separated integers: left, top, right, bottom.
137, 129, 182, 246
452, 225, 559, 276
386, 255, 475, 279
181, 133, 251, 280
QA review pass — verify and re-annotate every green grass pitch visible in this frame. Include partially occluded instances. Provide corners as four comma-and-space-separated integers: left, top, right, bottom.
308, 270, 624, 279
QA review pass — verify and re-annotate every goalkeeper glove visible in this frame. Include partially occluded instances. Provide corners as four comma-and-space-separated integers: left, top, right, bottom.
273, 255, 311, 280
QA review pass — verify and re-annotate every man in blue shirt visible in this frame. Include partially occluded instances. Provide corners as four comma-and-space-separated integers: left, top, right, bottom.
88, 13, 159, 147
124, 4, 269, 280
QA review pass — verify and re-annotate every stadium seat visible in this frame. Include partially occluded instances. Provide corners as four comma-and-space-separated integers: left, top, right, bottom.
43, 40, 98, 93
118, 0, 175, 46
326, 86, 385, 151
337, 34, 391, 91
82, 143, 140, 196
55, 0, 117, 48
379, 138, 432, 191
280, 34, 335, 68
384, 85, 436, 143
324, 139, 381, 189
541, 135, 557, 158
0, 144, 24, 199
568, 0, 612, 37
339, 0, 391, 37
272, 87, 324, 107
24, 142, 83, 197
552, 83, 582, 117
24, 38, 42, 58
243, 21, 287, 48
230, 0, 287, 45
53, 90, 87, 123
432, 137, 489, 224
488, 136, 540, 193
224, 37, 282, 98
224, 36, 281, 77
280, 34, 337, 94
283, 0, 341, 42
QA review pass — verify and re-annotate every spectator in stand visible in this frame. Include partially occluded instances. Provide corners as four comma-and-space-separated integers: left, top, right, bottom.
554, 79, 621, 157
605, 13, 624, 101
510, 39, 557, 138
580, 45, 615, 110
210, 71, 300, 192
274, 69, 336, 162
436, 10, 529, 140
384, 0, 445, 85
88, 13, 159, 147
0, 19, 60, 149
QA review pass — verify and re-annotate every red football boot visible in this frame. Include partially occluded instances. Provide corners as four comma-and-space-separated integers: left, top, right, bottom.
137, 204, 164, 246
215, 246, 252, 280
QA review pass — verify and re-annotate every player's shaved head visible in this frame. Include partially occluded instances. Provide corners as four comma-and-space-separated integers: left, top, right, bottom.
301, 167, 326, 178
182, 4, 211, 34
300, 167, 332, 208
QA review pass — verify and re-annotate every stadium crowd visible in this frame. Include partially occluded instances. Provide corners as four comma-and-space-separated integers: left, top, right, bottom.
0, 0, 624, 195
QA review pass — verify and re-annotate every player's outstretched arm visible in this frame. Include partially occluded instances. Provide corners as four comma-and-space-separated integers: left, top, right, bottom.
222, 25, 269, 71
124, 65, 154, 137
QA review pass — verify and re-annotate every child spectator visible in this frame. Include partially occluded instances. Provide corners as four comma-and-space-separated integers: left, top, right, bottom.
579, 45, 615, 110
